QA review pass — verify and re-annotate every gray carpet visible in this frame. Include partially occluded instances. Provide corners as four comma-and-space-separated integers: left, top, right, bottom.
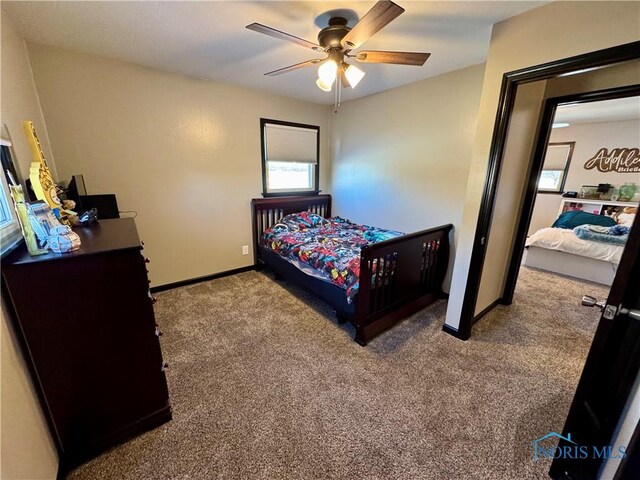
67, 266, 608, 480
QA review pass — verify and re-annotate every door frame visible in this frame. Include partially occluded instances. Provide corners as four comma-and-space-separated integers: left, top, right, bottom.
453, 40, 640, 341
503, 84, 640, 305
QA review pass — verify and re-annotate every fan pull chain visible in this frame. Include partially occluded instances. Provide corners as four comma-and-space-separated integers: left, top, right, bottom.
333, 72, 342, 114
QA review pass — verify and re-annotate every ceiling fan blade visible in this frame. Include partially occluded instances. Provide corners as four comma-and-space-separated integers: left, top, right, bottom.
341, 1, 405, 49
264, 59, 323, 76
246, 23, 322, 51
355, 51, 431, 66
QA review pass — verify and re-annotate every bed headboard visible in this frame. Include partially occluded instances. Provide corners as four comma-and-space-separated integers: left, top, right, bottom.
251, 194, 332, 265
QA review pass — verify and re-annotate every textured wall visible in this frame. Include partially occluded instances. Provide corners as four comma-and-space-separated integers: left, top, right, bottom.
330, 64, 485, 291
529, 119, 640, 236
474, 80, 547, 313
0, 10, 59, 480
27, 43, 332, 287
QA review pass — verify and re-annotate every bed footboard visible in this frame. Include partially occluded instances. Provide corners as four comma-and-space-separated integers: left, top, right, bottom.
353, 224, 453, 345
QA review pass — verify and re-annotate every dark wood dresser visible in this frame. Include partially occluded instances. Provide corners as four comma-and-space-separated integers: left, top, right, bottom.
1, 218, 171, 473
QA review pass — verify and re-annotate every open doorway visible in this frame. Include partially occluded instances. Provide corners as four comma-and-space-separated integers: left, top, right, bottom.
522, 96, 639, 289
483, 86, 640, 479
518, 96, 639, 475
454, 42, 640, 479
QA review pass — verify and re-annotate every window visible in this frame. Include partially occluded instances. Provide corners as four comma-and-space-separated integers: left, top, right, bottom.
261, 119, 319, 196
538, 142, 574, 193
0, 142, 22, 255
539, 170, 564, 190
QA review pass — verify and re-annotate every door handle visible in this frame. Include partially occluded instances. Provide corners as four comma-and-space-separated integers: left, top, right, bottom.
582, 295, 606, 311
583, 296, 640, 322
582, 295, 617, 320
620, 307, 640, 322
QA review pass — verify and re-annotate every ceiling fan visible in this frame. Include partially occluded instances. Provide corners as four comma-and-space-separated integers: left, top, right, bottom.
246, 0, 430, 103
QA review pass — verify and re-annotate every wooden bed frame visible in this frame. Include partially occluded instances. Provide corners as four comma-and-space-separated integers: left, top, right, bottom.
251, 194, 453, 345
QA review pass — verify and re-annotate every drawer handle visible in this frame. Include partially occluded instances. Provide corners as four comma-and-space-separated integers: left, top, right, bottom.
161, 362, 169, 372
141, 240, 145, 246
155, 327, 163, 337
150, 295, 157, 304
145, 257, 151, 264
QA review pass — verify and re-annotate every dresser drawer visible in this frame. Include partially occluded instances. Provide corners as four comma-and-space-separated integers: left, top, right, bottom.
1, 218, 171, 469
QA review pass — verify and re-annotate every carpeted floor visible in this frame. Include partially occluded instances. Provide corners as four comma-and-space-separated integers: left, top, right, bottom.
67, 266, 608, 480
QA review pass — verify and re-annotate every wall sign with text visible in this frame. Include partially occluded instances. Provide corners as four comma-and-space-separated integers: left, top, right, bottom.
584, 147, 640, 173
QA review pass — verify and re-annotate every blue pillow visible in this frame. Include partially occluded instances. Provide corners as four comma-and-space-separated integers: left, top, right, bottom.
552, 210, 616, 230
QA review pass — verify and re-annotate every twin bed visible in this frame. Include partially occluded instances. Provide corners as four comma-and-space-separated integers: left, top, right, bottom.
251, 195, 452, 345
525, 227, 623, 285
525, 208, 635, 286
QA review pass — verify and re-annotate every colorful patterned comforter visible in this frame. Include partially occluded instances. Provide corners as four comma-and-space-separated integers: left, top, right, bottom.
261, 212, 404, 302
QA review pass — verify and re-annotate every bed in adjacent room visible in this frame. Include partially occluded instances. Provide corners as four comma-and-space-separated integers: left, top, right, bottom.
524, 208, 635, 286
251, 195, 452, 345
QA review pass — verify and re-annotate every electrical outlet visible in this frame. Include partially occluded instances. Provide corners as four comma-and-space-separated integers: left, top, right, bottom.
242, 245, 249, 255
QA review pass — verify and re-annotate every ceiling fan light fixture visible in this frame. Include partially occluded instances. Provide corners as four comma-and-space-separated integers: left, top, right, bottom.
344, 63, 365, 88
318, 59, 338, 85
248, 1, 430, 111
316, 78, 333, 92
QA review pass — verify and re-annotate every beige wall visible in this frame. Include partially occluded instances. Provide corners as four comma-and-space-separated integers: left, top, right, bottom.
529, 119, 640, 235
556, 120, 640, 193
1, 304, 58, 480
474, 80, 547, 313
26, 43, 331, 287
0, 10, 59, 480
0, 11, 56, 180
445, 0, 640, 329
528, 193, 565, 237
330, 64, 485, 291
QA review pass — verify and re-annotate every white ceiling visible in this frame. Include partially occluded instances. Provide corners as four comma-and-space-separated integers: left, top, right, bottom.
3, 1, 546, 105
555, 96, 640, 125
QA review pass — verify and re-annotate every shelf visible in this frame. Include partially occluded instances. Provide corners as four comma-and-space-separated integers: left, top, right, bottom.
559, 198, 638, 217
562, 199, 638, 207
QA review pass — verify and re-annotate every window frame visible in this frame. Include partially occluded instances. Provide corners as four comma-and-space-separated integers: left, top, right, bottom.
537, 141, 575, 194
260, 118, 320, 197
0, 140, 24, 256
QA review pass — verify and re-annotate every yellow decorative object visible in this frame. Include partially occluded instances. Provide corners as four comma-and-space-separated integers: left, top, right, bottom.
9, 183, 48, 256
23, 121, 66, 217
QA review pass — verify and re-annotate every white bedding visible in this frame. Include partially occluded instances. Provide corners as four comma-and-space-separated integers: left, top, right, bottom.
526, 227, 624, 264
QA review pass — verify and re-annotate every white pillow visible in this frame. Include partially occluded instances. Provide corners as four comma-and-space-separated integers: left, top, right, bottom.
617, 213, 635, 228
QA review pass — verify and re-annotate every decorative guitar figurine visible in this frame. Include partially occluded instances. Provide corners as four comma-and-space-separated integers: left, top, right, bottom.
6, 171, 48, 256
23, 120, 68, 222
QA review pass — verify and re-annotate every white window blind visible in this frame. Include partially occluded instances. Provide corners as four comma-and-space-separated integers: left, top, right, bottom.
543, 144, 571, 170
265, 124, 317, 164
